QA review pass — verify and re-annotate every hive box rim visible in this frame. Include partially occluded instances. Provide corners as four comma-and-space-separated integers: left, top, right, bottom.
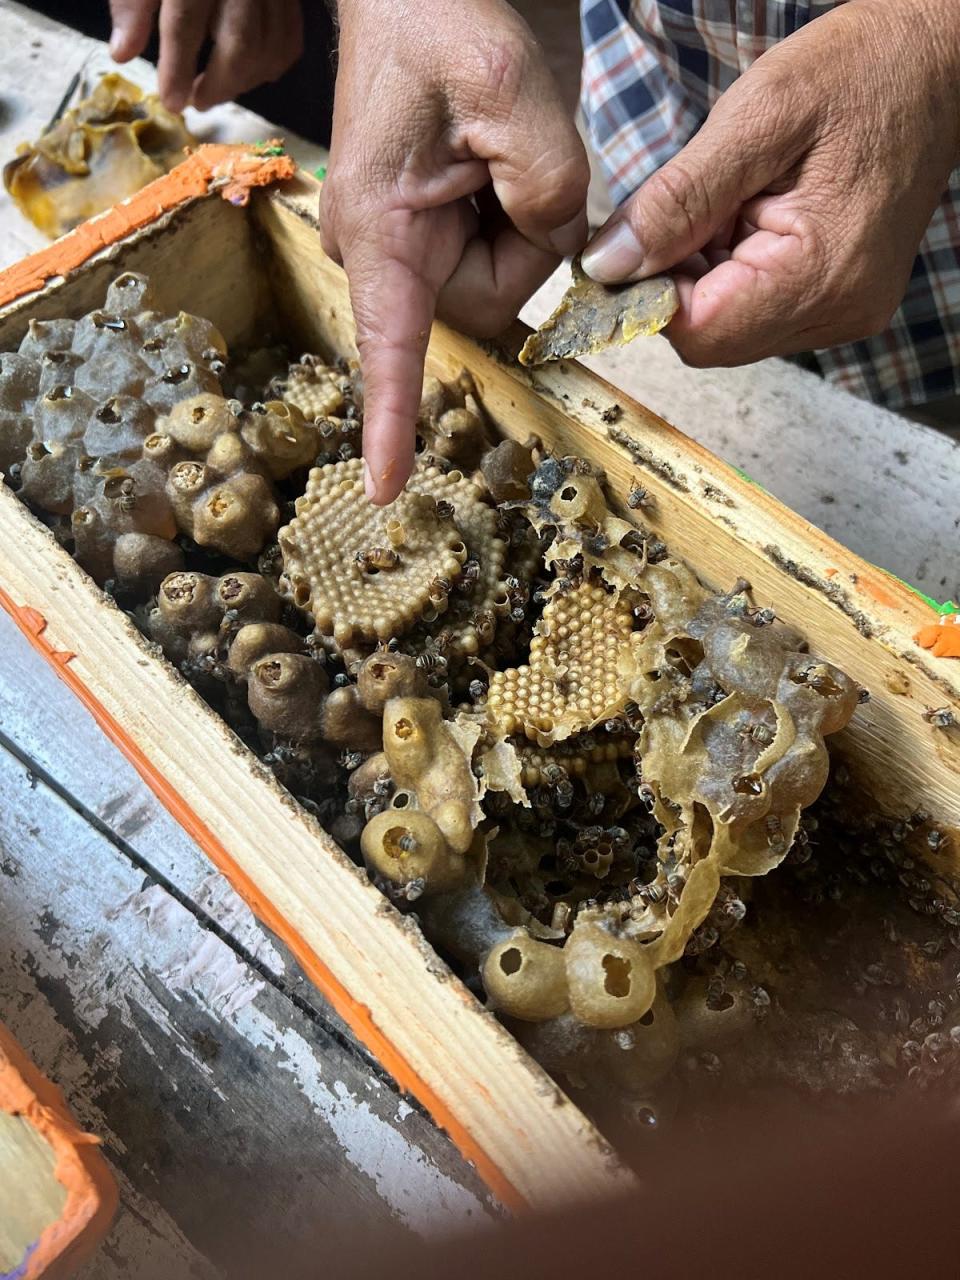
0, 164, 629, 1212
0, 160, 957, 1214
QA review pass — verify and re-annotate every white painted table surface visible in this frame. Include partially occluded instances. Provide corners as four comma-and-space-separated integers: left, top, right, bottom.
0, 2, 956, 1275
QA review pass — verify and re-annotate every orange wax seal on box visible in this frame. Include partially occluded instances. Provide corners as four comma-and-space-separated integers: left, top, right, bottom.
0, 141, 296, 311
915, 608, 960, 659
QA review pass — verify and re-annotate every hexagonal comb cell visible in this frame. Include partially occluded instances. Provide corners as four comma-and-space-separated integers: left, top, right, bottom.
406, 463, 517, 660
486, 579, 636, 745
279, 458, 469, 647
276, 355, 353, 421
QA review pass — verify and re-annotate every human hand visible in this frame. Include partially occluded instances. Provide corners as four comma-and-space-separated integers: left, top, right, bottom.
581, 0, 960, 368
320, 0, 590, 505
108, 0, 304, 113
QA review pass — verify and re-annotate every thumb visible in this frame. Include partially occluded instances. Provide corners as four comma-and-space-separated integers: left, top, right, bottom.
581, 85, 808, 284
108, 0, 160, 61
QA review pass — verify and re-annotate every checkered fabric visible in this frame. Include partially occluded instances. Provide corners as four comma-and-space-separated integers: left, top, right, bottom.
580, 0, 960, 410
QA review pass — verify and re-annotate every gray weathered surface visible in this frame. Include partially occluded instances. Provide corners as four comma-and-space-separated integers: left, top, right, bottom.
0, 608, 491, 1277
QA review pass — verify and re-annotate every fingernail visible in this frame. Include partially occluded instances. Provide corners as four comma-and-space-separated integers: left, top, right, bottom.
548, 213, 587, 258
363, 458, 377, 502
108, 27, 125, 58
581, 218, 644, 283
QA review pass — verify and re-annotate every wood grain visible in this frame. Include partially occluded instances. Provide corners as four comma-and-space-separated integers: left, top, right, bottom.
0, 608, 492, 1267
0, 1014, 118, 1280
0, 177, 628, 1209
520, 274, 960, 609
0, 699, 491, 1277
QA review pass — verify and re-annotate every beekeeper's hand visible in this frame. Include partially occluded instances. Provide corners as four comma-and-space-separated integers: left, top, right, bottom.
108, 0, 304, 113
581, 0, 960, 368
320, 0, 589, 504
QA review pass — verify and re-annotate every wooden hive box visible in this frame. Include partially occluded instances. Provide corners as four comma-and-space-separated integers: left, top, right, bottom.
0, 147, 957, 1212
0, 1021, 117, 1279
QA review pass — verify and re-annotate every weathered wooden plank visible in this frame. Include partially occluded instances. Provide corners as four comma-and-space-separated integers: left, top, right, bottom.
0, 608, 298, 987
0, 0, 957, 1228
0, 5, 624, 1223
0, 737, 490, 1277
0, 607, 493, 1226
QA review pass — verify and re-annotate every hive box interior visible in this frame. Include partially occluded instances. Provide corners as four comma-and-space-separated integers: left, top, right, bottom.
0, 172, 957, 1209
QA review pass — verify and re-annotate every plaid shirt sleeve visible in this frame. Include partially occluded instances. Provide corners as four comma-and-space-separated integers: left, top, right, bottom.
580, 0, 960, 412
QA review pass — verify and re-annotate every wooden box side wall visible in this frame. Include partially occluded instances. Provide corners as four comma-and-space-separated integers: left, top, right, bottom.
253, 182, 960, 845
0, 197, 272, 352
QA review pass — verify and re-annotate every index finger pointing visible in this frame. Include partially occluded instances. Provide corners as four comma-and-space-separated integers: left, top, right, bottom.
347, 227, 449, 507
337, 201, 471, 506
352, 258, 433, 506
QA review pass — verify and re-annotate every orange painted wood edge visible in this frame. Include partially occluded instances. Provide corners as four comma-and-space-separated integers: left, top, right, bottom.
0, 1021, 117, 1280
0, 142, 296, 310
0, 584, 523, 1212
